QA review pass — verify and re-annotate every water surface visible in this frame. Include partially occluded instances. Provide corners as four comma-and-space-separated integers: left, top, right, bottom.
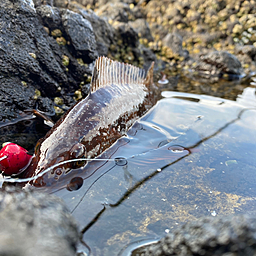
1, 76, 256, 256
50, 78, 256, 255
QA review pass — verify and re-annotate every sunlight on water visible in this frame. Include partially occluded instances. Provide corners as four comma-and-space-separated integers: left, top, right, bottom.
1, 80, 256, 256
42, 85, 256, 256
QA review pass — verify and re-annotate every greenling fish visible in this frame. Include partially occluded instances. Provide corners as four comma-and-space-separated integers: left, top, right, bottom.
22, 56, 155, 186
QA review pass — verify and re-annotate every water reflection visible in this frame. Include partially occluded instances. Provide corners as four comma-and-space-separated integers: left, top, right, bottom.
1, 81, 256, 256
67, 177, 83, 191
44, 88, 256, 255
114, 157, 128, 166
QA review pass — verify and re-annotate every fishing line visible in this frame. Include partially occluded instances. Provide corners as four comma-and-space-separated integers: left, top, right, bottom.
0, 142, 183, 184
0, 158, 117, 183
0, 108, 203, 184
0, 155, 7, 162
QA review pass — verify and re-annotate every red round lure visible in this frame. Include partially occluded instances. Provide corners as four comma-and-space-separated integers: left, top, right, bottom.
0, 143, 32, 176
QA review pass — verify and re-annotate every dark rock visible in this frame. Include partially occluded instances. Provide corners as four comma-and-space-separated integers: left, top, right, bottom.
129, 18, 154, 42
195, 51, 243, 79
236, 45, 256, 61
135, 215, 256, 256
0, 0, 95, 121
96, 2, 132, 23
114, 22, 139, 47
0, 77, 36, 122
0, 187, 79, 256
36, 97, 55, 115
69, 3, 115, 56
139, 45, 157, 69
62, 9, 98, 61
162, 32, 189, 58
36, 4, 62, 29
56, 1, 157, 66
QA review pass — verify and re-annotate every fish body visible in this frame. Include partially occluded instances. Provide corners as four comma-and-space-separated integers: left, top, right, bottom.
23, 57, 155, 186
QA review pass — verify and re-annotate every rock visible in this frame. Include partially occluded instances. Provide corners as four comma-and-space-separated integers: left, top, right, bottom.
0, 187, 79, 256
68, 3, 115, 56
36, 97, 55, 115
113, 22, 139, 47
62, 9, 98, 61
36, 4, 62, 29
139, 44, 158, 69
56, 1, 158, 67
0, 78, 36, 122
162, 32, 189, 58
34, 0, 53, 7
96, 2, 132, 23
195, 51, 243, 79
134, 215, 256, 256
130, 5, 146, 20
148, 23, 169, 41
0, 0, 96, 122
95, 1, 145, 22
129, 18, 154, 42
236, 45, 256, 61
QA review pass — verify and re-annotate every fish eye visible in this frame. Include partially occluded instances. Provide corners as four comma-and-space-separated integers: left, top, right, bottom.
70, 143, 86, 159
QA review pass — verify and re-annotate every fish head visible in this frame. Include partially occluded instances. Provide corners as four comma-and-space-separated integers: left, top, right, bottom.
23, 140, 88, 186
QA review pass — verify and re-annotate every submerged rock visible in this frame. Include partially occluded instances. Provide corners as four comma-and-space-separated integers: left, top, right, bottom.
193, 51, 243, 79
0, 187, 78, 256
135, 214, 256, 256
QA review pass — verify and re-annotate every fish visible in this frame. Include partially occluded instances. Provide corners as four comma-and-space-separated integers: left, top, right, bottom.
22, 56, 155, 186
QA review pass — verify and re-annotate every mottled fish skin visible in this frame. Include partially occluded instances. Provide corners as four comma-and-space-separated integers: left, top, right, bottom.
22, 57, 155, 186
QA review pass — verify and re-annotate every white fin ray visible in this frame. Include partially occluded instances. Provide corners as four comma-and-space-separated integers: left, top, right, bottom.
91, 56, 146, 93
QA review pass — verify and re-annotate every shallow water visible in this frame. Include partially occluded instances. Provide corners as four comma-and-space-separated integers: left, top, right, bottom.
1, 76, 256, 256
49, 78, 256, 255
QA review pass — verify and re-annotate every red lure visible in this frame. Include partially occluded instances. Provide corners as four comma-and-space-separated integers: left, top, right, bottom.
0, 143, 32, 176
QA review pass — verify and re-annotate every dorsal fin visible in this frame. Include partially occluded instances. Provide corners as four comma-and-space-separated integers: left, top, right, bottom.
91, 56, 150, 93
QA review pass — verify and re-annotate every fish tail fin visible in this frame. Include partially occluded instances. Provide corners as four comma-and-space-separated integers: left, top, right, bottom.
144, 62, 154, 89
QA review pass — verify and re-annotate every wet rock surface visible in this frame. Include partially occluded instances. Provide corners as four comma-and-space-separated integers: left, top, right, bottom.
61, 9, 97, 60
0, 187, 79, 256
0, 0, 93, 122
70, 5, 116, 56
134, 215, 256, 256
194, 51, 243, 79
